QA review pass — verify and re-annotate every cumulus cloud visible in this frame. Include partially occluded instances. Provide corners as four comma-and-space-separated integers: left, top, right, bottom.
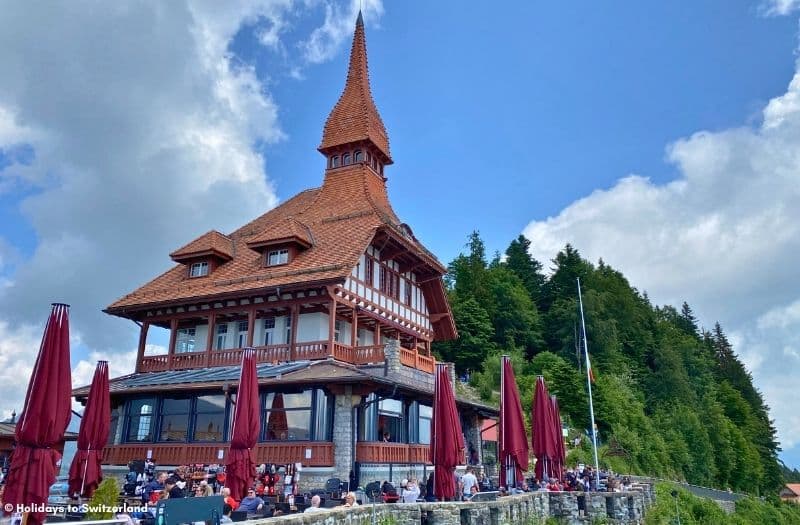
300, 0, 384, 63
0, 0, 382, 416
763, 0, 800, 16
524, 63, 800, 459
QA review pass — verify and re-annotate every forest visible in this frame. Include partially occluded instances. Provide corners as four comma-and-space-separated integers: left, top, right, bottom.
433, 232, 786, 497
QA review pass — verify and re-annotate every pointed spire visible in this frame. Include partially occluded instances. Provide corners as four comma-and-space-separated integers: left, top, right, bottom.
319, 10, 392, 164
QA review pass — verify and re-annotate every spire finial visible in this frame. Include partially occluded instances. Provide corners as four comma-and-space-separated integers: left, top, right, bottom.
357, 9, 363, 27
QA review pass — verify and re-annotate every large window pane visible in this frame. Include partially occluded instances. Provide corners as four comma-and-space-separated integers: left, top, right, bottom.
313, 391, 332, 441
265, 391, 311, 410
419, 404, 432, 445
159, 397, 190, 442
193, 395, 226, 442
378, 398, 404, 443
126, 398, 155, 442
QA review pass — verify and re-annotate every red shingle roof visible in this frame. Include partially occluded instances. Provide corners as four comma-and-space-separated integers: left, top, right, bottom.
246, 217, 313, 250
318, 11, 391, 163
106, 15, 454, 340
170, 230, 233, 262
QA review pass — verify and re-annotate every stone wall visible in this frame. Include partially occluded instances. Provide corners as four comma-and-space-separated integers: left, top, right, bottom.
332, 386, 355, 482
252, 489, 654, 525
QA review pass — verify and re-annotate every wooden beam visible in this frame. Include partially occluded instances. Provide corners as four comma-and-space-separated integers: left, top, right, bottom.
167, 318, 178, 370
351, 306, 358, 346
136, 322, 150, 373
289, 304, 299, 361
379, 245, 408, 262
205, 312, 216, 363
328, 298, 336, 356
246, 307, 256, 347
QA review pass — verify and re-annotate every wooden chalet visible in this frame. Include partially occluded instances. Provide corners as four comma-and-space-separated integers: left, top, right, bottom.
72, 12, 495, 486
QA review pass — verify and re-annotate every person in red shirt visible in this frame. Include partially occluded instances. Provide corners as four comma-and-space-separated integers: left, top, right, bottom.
221, 487, 239, 510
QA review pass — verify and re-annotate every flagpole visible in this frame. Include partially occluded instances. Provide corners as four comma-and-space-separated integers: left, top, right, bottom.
577, 278, 601, 490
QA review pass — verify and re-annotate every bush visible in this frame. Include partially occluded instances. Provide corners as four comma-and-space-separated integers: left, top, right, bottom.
86, 478, 120, 520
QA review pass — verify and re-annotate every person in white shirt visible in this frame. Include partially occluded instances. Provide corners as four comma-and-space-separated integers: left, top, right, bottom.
460, 467, 478, 500
303, 495, 326, 513
401, 478, 420, 503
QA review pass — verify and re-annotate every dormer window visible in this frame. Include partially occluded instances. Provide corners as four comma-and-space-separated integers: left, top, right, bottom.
343, 153, 351, 165
267, 249, 289, 266
354, 150, 363, 162
189, 261, 209, 277
331, 156, 340, 168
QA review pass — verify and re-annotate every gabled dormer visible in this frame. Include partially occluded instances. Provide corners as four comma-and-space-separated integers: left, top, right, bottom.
246, 217, 313, 267
169, 230, 234, 278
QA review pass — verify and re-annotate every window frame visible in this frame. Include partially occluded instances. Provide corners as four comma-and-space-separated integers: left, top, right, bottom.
267, 249, 289, 267
189, 261, 209, 278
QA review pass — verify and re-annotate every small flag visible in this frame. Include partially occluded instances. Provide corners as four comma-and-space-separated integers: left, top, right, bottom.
587, 354, 596, 383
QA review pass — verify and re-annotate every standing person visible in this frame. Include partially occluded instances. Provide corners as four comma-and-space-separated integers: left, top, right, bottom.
460, 467, 478, 501
401, 478, 420, 503
425, 473, 436, 502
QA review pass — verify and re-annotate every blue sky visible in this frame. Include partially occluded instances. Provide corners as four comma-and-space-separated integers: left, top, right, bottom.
1, 1, 799, 470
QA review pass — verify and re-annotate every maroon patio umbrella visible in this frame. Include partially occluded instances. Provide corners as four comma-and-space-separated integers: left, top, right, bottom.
429, 363, 464, 500
225, 348, 260, 501
532, 376, 557, 481
550, 395, 566, 482
3, 304, 72, 525
498, 356, 529, 487
68, 360, 110, 498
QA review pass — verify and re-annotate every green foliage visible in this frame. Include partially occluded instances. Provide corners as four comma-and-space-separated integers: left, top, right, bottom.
87, 477, 119, 520
644, 483, 800, 525
443, 232, 783, 496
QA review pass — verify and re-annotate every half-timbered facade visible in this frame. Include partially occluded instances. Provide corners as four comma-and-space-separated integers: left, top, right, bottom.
73, 12, 493, 487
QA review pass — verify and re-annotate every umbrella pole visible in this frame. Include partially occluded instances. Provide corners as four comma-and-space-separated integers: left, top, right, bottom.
79, 447, 91, 502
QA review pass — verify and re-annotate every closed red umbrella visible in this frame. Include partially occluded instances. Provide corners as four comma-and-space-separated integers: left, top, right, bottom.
265, 393, 288, 440
3, 304, 72, 525
429, 363, 464, 500
68, 360, 110, 498
498, 356, 529, 487
226, 348, 260, 501
532, 376, 557, 481
550, 395, 565, 482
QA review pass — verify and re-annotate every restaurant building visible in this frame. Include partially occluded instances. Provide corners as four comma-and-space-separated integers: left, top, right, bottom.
72, 12, 495, 488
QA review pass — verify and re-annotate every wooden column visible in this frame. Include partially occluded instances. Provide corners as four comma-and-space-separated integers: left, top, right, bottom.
206, 312, 216, 351
246, 307, 256, 347
167, 319, 178, 370
351, 307, 358, 347
289, 304, 299, 361
136, 321, 150, 373
375, 322, 381, 346
413, 335, 419, 369
328, 299, 336, 356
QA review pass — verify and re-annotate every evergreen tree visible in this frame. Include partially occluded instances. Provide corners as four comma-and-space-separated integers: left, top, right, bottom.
503, 235, 546, 305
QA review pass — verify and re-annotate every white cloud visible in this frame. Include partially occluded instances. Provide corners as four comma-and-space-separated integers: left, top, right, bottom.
300, 0, 384, 64
0, 1, 382, 414
762, 0, 800, 16
523, 64, 800, 460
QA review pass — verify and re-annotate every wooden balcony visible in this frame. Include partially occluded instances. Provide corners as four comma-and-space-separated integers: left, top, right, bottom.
102, 441, 334, 467
139, 342, 433, 374
356, 442, 432, 465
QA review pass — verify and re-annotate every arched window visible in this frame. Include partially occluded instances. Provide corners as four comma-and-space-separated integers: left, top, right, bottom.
331, 156, 340, 168
354, 150, 363, 162
343, 153, 351, 165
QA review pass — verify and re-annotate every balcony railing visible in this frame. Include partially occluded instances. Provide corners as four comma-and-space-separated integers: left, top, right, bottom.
102, 442, 334, 467
139, 342, 433, 374
356, 442, 432, 465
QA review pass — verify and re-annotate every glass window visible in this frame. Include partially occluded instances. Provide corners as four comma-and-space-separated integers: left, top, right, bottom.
159, 397, 190, 442
334, 319, 342, 342
193, 395, 226, 442
331, 156, 340, 168
285, 316, 292, 344
108, 400, 124, 445
313, 391, 332, 441
267, 249, 289, 266
343, 153, 351, 165
354, 150, 363, 162
263, 317, 275, 345
263, 391, 312, 441
175, 328, 196, 354
215, 323, 228, 350
364, 257, 374, 287
237, 320, 248, 348
404, 280, 413, 306
378, 399, 404, 443
418, 404, 432, 445
126, 398, 155, 442
190, 261, 209, 277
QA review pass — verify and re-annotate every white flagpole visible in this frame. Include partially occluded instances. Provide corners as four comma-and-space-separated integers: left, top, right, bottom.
577, 278, 601, 490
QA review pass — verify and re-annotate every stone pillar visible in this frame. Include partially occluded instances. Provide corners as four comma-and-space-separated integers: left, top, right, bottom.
384, 339, 401, 375
444, 361, 457, 389
332, 386, 354, 481
463, 414, 483, 465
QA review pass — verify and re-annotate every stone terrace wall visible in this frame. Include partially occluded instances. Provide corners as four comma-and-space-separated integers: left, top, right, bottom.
252, 488, 654, 525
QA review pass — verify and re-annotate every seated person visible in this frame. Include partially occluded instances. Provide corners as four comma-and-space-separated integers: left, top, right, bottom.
303, 495, 325, 513
381, 480, 399, 503
221, 487, 239, 511
238, 489, 264, 514
220, 504, 233, 524
342, 492, 359, 507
